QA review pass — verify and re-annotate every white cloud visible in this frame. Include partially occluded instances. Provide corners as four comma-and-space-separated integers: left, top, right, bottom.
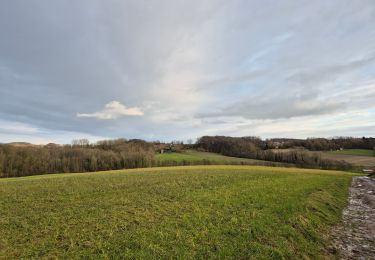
77, 101, 144, 120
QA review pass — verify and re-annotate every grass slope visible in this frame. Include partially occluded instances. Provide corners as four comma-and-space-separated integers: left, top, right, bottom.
329, 149, 374, 157
156, 150, 261, 163
156, 150, 292, 167
0, 166, 354, 259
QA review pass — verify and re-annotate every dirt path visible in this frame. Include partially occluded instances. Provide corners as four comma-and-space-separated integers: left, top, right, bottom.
331, 176, 375, 259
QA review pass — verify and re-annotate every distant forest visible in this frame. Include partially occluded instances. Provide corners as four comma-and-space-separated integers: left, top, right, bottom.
264, 137, 375, 151
197, 136, 375, 171
197, 136, 375, 152
0, 136, 374, 177
0, 139, 155, 178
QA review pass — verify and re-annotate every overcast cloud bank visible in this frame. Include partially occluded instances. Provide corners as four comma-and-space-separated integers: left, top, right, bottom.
0, 0, 374, 143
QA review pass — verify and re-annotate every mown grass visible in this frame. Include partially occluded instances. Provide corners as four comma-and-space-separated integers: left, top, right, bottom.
0, 166, 355, 259
329, 149, 374, 157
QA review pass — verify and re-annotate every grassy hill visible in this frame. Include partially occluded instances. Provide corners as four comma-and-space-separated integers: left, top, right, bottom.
156, 150, 261, 163
0, 166, 355, 259
156, 150, 293, 167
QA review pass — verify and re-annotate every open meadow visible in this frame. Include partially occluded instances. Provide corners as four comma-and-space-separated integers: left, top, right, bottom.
0, 165, 355, 259
156, 150, 293, 167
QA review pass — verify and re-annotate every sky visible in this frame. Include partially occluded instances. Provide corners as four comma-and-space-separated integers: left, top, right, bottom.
0, 0, 375, 144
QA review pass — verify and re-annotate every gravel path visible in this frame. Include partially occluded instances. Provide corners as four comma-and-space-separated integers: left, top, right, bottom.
331, 176, 375, 259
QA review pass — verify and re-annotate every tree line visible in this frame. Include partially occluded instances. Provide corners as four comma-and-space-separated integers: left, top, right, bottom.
0, 139, 155, 178
197, 136, 375, 151
196, 136, 359, 171
265, 137, 375, 151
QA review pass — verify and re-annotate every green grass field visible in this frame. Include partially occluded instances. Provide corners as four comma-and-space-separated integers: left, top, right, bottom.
156, 150, 291, 167
156, 150, 261, 163
0, 166, 355, 259
329, 149, 374, 157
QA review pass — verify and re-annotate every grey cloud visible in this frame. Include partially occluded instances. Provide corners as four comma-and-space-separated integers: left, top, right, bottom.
0, 0, 375, 142
197, 70, 267, 91
287, 52, 375, 87
197, 96, 345, 120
